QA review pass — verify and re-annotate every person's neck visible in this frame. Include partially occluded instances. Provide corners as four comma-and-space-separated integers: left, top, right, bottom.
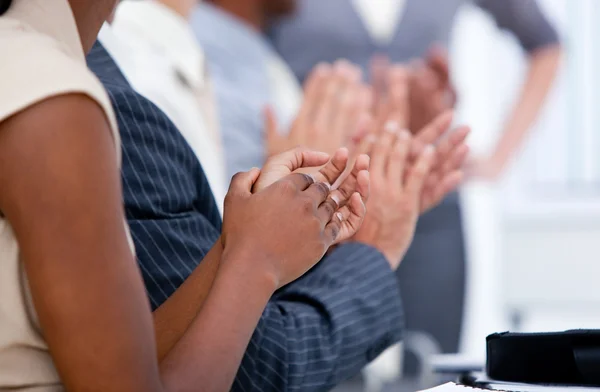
69, 0, 113, 53
213, 0, 264, 32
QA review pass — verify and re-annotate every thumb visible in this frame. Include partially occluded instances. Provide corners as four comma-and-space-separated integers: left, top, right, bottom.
427, 44, 451, 89
228, 167, 261, 197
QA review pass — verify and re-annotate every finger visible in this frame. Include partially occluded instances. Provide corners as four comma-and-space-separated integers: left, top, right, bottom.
441, 144, 469, 174
332, 79, 366, 148
296, 63, 332, 132
434, 126, 470, 166
264, 106, 283, 155
355, 169, 370, 203
406, 145, 436, 197
332, 192, 367, 244
330, 81, 361, 147
421, 170, 463, 213
285, 172, 315, 191
314, 61, 347, 133
316, 197, 338, 224
411, 110, 453, 156
324, 211, 344, 245
349, 112, 373, 148
228, 168, 261, 197
387, 129, 411, 186
304, 181, 331, 207
330, 155, 370, 205
268, 147, 331, 172
370, 122, 397, 179
370, 54, 390, 110
316, 147, 349, 186
386, 65, 410, 129
434, 126, 469, 168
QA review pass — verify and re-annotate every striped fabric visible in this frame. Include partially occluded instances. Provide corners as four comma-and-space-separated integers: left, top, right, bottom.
87, 42, 404, 392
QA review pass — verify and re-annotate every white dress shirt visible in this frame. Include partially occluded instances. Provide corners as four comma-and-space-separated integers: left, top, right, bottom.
267, 51, 303, 133
103, 0, 228, 213
351, 0, 407, 45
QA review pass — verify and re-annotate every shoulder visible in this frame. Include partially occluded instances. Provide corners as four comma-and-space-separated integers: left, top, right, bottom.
0, 22, 116, 132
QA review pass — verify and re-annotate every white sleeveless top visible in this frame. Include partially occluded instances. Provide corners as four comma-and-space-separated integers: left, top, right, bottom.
0, 0, 123, 389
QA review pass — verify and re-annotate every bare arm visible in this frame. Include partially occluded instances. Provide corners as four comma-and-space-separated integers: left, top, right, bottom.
0, 95, 267, 392
0, 94, 163, 391
491, 45, 561, 173
153, 241, 222, 361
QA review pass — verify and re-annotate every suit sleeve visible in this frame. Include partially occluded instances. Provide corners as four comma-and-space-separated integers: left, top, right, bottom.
476, 0, 560, 53
232, 242, 404, 392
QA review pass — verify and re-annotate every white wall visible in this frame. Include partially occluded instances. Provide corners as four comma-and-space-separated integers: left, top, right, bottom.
450, 0, 600, 357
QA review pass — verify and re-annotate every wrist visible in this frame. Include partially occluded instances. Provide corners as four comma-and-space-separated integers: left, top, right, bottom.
221, 245, 280, 293
350, 239, 402, 270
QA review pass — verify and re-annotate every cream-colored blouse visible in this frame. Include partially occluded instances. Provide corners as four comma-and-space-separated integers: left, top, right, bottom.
0, 0, 121, 389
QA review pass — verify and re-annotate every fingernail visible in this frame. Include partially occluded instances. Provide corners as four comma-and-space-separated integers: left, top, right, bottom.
384, 121, 399, 134
399, 129, 411, 140
331, 193, 341, 206
335, 212, 344, 221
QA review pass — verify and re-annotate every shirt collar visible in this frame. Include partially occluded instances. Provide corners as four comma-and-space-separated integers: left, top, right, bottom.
7, 0, 85, 62
113, 0, 205, 89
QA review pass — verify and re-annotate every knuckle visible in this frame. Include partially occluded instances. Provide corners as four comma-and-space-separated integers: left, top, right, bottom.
322, 201, 336, 217
330, 224, 340, 240
302, 197, 315, 213
230, 172, 244, 184
316, 182, 329, 197
279, 179, 297, 194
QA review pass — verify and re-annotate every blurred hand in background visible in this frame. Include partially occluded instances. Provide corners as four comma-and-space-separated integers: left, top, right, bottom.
265, 60, 372, 157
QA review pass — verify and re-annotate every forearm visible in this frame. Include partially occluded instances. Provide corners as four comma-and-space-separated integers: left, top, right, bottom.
232, 243, 404, 392
160, 249, 276, 392
493, 44, 562, 166
154, 238, 223, 361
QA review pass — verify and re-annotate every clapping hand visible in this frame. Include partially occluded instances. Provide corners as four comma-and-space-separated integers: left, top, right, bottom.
265, 60, 372, 157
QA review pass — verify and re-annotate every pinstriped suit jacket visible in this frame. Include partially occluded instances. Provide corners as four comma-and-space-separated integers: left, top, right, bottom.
87, 41, 404, 392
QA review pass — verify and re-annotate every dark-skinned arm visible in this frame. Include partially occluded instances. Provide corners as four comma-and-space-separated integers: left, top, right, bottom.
0, 94, 163, 391
153, 240, 222, 361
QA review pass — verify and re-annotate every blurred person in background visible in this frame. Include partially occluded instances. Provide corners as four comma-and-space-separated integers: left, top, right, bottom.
269, 0, 562, 378
105, 0, 228, 212
191, 0, 367, 180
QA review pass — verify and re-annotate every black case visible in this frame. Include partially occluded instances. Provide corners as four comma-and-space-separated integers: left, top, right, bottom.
486, 330, 600, 386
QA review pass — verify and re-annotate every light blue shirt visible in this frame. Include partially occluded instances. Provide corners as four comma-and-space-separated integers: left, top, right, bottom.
191, 3, 273, 180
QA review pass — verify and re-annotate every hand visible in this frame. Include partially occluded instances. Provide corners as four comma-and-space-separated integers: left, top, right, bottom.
353, 128, 436, 268
408, 111, 470, 212
408, 46, 456, 132
369, 54, 391, 113
221, 169, 345, 288
265, 61, 371, 156
254, 147, 371, 245
367, 72, 468, 213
